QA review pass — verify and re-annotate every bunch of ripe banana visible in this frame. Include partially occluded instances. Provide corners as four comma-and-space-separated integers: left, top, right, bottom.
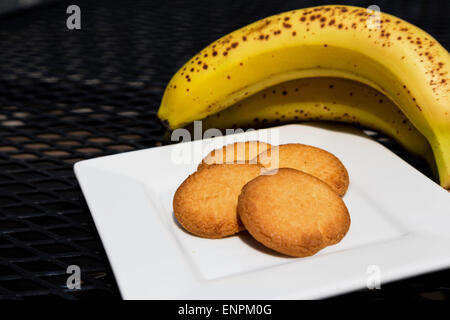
157, 5, 450, 189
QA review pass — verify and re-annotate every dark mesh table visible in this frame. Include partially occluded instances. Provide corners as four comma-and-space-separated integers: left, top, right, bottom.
0, 0, 448, 300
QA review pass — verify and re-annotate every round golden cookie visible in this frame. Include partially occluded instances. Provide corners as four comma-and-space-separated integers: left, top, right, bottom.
238, 168, 350, 257
173, 163, 264, 238
198, 141, 271, 170
256, 143, 349, 196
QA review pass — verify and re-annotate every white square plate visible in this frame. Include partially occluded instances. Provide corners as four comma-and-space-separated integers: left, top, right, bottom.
74, 123, 450, 299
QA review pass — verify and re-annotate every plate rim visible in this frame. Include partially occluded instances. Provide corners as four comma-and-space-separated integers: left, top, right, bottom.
74, 123, 450, 299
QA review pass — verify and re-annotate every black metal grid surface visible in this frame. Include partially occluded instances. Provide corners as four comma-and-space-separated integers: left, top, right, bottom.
0, 0, 448, 300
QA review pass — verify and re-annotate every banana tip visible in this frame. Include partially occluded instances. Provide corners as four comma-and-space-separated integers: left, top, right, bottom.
158, 117, 172, 130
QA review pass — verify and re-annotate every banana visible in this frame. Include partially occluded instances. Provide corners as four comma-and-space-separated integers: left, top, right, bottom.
158, 5, 450, 189
201, 77, 432, 160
